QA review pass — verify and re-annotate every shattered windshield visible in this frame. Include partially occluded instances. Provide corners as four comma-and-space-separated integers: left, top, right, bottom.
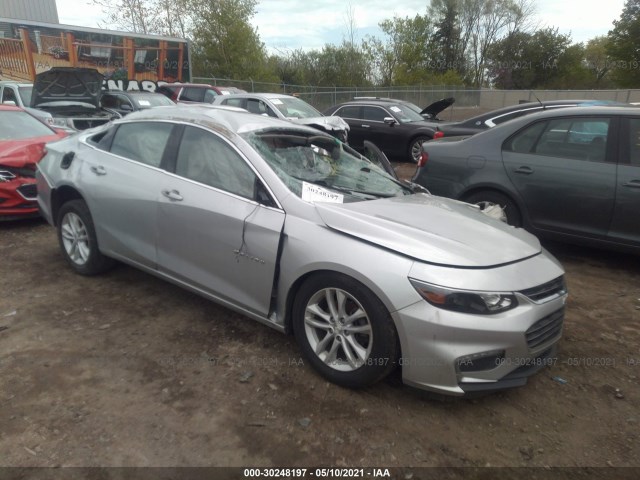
243, 130, 412, 202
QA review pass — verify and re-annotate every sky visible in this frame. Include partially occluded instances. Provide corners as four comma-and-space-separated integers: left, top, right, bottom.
55, 0, 626, 52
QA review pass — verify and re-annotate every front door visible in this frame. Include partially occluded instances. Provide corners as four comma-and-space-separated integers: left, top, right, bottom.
156, 125, 285, 316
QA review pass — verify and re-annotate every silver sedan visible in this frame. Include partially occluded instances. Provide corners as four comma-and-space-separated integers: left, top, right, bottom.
36, 105, 567, 396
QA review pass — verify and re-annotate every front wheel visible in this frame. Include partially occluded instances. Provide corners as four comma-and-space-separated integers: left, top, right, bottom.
293, 273, 399, 388
464, 191, 522, 227
57, 200, 115, 275
408, 136, 430, 163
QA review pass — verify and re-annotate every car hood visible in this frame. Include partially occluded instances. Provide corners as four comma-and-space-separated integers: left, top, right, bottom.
292, 116, 350, 132
0, 136, 60, 167
421, 97, 455, 117
32, 68, 104, 108
314, 193, 541, 268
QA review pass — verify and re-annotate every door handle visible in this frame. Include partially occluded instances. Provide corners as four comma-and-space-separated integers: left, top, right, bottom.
161, 189, 183, 201
361, 124, 370, 128
90, 165, 106, 176
514, 166, 534, 175
622, 180, 640, 189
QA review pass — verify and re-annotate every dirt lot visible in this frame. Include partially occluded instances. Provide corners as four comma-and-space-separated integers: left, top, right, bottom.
1, 211, 640, 472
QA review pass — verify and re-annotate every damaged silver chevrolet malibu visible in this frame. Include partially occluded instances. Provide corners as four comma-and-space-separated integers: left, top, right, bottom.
36, 105, 567, 396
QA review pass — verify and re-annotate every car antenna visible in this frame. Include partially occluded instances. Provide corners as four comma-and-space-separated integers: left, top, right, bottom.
531, 91, 545, 109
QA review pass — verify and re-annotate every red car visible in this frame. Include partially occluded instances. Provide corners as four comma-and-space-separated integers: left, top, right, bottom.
0, 105, 67, 220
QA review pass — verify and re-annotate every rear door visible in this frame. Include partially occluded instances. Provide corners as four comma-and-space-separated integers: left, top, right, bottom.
156, 125, 285, 316
81, 121, 176, 267
608, 117, 640, 245
502, 116, 617, 237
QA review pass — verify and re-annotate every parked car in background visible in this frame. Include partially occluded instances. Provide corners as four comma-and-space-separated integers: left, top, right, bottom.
0, 81, 56, 127
0, 105, 67, 220
423, 99, 630, 139
214, 93, 349, 142
37, 105, 567, 396
413, 105, 640, 254
324, 97, 447, 162
156, 83, 247, 104
100, 91, 176, 116
31, 68, 121, 131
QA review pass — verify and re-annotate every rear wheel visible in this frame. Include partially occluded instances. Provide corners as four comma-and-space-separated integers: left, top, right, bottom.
408, 136, 430, 163
293, 273, 399, 388
464, 191, 522, 227
57, 200, 115, 275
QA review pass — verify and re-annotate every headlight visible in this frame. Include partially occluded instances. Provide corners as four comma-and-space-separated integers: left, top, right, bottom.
409, 279, 518, 315
52, 117, 70, 128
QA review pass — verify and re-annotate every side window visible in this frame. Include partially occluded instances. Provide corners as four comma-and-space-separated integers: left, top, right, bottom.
117, 95, 133, 109
110, 122, 174, 167
101, 94, 117, 109
335, 106, 361, 119
203, 89, 218, 103
246, 99, 277, 117
2, 88, 16, 103
223, 98, 244, 108
533, 118, 610, 162
181, 87, 205, 102
363, 106, 388, 122
628, 118, 640, 166
503, 121, 547, 153
175, 126, 257, 199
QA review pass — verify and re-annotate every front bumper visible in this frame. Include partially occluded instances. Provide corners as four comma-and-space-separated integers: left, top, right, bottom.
393, 276, 566, 396
0, 178, 39, 219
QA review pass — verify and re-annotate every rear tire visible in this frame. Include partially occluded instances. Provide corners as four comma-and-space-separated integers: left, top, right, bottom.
464, 191, 522, 227
57, 200, 115, 275
293, 273, 399, 389
408, 136, 430, 163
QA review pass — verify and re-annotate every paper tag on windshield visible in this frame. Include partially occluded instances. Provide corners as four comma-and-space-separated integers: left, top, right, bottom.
301, 182, 344, 203
390, 106, 401, 112
271, 98, 283, 105
138, 100, 151, 106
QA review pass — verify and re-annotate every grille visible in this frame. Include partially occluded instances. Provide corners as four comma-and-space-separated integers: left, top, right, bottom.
17, 183, 37, 200
526, 308, 564, 349
520, 276, 566, 303
0, 165, 36, 179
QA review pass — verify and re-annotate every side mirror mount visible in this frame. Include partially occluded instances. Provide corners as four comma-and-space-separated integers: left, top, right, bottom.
384, 116, 397, 126
120, 104, 133, 111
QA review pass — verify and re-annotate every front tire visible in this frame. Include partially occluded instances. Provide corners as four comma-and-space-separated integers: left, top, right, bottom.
408, 136, 430, 163
57, 200, 115, 275
293, 273, 399, 388
464, 190, 522, 227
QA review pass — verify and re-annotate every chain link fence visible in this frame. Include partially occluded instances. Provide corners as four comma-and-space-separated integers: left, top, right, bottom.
192, 76, 640, 112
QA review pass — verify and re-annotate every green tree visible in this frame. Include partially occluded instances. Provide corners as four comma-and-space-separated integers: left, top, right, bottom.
584, 36, 613, 88
186, 0, 269, 80
607, 0, 640, 87
487, 27, 574, 89
367, 14, 434, 85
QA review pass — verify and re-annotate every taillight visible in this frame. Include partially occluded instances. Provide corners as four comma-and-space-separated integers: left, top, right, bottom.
434, 130, 444, 139
417, 151, 428, 168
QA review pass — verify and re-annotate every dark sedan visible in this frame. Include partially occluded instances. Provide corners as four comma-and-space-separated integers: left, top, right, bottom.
412, 105, 640, 254
324, 98, 443, 163
100, 91, 175, 116
427, 99, 629, 139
